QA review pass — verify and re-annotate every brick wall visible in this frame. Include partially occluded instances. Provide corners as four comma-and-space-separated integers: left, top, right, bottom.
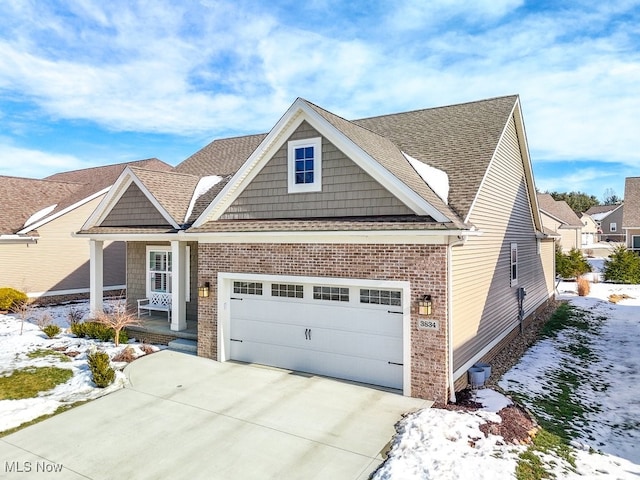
197, 242, 450, 403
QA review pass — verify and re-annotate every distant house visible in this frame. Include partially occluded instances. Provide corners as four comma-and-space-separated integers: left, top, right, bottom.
622, 177, 640, 253
78, 95, 555, 404
0, 159, 172, 302
580, 213, 598, 247
536, 193, 583, 251
586, 204, 624, 243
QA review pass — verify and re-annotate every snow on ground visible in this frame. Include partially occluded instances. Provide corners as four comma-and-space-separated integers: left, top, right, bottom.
0, 301, 158, 432
375, 278, 640, 479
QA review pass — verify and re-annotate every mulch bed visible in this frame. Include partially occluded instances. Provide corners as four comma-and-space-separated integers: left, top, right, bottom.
435, 300, 562, 444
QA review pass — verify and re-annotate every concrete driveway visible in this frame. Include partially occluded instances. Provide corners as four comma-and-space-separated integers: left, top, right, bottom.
0, 350, 430, 479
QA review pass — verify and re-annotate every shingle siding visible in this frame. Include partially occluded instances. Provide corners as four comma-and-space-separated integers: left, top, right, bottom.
451, 116, 552, 373
220, 121, 414, 220
102, 183, 170, 227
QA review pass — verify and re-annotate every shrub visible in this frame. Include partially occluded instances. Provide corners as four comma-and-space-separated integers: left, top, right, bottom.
67, 307, 84, 326
576, 277, 590, 296
94, 306, 140, 347
113, 346, 137, 363
70, 321, 128, 344
603, 245, 640, 284
87, 350, 115, 388
0, 287, 29, 312
556, 246, 592, 279
42, 324, 61, 338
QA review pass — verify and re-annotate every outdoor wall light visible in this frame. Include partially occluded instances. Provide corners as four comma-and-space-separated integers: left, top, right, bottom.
198, 282, 210, 298
418, 295, 432, 315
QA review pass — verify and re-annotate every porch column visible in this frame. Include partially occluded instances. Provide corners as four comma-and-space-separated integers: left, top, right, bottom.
171, 240, 187, 331
89, 240, 104, 315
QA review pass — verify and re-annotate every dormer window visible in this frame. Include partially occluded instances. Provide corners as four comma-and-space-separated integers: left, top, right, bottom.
287, 137, 322, 193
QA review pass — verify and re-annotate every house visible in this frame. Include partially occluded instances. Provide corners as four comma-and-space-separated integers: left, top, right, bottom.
77, 95, 555, 404
536, 193, 583, 251
586, 204, 624, 243
0, 159, 172, 302
622, 177, 640, 253
580, 213, 599, 247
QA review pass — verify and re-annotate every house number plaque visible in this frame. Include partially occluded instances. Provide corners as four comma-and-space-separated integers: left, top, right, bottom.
417, 319, 439, 331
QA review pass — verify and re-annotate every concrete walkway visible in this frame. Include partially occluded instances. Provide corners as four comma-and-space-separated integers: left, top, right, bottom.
0, 350, 430, 479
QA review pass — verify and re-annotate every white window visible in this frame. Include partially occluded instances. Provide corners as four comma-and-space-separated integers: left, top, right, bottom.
510, 243, 518, 287
233, 281, 263, 295
360, 289, 402, 306
146, 246, 190, 299
610, 222, 617, 232
271, 284, 304, 298
287, 137, 322, 193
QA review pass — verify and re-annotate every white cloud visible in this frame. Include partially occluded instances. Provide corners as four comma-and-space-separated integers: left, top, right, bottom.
0, 141, 85, 178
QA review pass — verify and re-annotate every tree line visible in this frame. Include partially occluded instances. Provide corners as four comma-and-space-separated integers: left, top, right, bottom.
545, 188, 622, 215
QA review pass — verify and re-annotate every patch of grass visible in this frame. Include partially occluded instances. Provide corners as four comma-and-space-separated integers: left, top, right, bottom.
540, 303, 591, 337
516, 429, 577, 480
0, 401, 88, 438
0, 366, 73, 400
26, 349, 71, 362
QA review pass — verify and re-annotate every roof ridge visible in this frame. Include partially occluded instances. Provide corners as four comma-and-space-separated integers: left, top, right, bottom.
43, 158, 165, 178
354, 94, 519, 122
129, 165, 199, 179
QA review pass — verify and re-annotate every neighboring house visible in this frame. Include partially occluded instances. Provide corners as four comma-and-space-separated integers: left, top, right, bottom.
536, 193, 583, 251
0, 159, 172, 302
580, 213, 598, 247
622, 177, 640, 253
78, 95, 555, 404
585, 204, 624, 242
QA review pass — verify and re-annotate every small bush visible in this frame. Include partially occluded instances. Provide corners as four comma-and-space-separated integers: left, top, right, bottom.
556, 246, 592, 279
87, 350, 115, 388
70, 321, 127, 344
113, 346, 137, 363
67, 308, 84, 326
603, 245, 640, 284
0, 287, 29, 312
576, 277, 590, 296
42, 324, 61, 338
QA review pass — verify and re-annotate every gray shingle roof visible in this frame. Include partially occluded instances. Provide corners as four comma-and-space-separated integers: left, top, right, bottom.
354, 95, 519, 221
0, 177, 81, 234
175, 134, 267, 176
622, 177, 640, 227
537, 193, 583, 227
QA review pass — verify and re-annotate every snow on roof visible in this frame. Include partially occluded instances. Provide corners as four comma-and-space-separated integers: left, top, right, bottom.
403, 152, 449, 205
183, 175, 224, 223
23, 204, 57, 228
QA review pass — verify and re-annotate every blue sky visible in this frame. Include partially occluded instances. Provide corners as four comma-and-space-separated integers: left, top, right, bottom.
0, 0, 638, 201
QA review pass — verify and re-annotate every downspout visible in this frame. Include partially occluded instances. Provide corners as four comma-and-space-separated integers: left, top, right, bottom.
447, 234, 467, 403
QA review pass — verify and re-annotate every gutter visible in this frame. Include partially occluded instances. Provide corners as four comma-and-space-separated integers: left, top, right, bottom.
447, 234, 467, 403
0, 234, 38, 244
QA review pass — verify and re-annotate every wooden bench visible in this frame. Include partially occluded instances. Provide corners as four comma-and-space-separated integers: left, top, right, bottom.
137, 293, 171, 322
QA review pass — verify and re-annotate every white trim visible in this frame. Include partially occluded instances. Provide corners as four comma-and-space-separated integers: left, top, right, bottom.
82, 167, 180, 231
193, 99, 451, 226
217, 272, 412, 396
0, 235, 38, 244
19, 187, 110, 235
26, 285, 126, 298
287, 137, 322, 193
144, 245, 191, 301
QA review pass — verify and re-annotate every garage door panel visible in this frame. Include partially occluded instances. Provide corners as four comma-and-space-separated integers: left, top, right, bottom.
231, 340, 403, 390
232, 298, 402, 337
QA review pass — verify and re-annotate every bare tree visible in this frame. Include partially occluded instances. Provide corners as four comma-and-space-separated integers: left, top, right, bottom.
94, 301, 141, 347
13, 300, 34, 335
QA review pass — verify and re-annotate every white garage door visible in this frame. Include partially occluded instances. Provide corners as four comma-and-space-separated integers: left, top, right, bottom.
229, 280, 404, 389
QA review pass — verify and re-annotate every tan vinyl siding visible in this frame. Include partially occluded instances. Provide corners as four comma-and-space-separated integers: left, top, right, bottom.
0, 198, 125, 295
221, 121, 414, 219
451, 116, 552, 372
101, 183, 170, 227
126, 241, 198, 320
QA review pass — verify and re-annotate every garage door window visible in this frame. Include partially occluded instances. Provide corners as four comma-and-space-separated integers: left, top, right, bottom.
272, 284, 304, 298
233, 282, 263, 295
313, 286, 349, 302
360, 289, 401, 306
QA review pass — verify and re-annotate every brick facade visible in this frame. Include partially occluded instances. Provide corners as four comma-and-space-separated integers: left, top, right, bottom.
197, 242, 450, 403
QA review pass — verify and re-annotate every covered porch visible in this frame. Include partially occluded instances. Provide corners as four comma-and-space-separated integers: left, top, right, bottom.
89, 239, 199, 333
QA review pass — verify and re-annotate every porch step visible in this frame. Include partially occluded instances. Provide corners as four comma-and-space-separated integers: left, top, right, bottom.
167, 338, 198, 355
